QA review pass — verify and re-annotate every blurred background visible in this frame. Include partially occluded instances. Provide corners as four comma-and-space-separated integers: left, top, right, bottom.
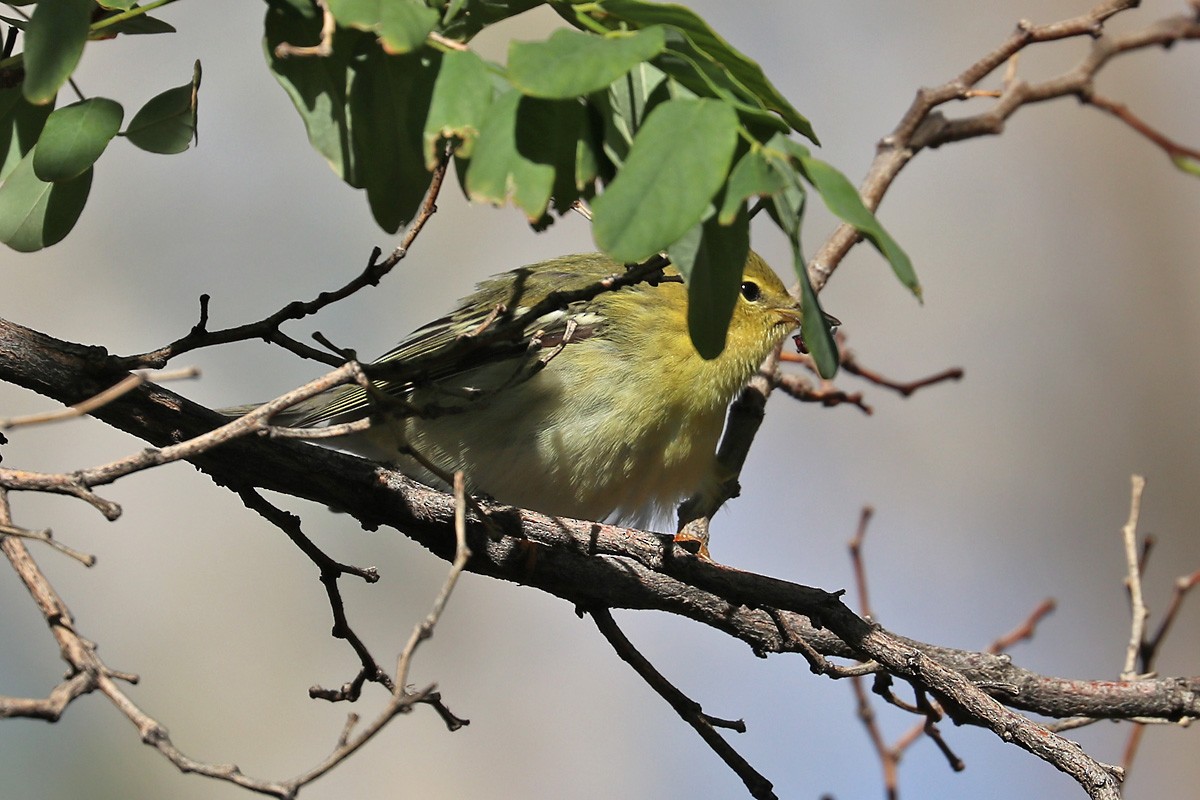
2, 1, 1198, 798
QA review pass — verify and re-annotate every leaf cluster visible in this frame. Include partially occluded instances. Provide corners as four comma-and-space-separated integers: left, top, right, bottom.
265, 0, 916, 373
0, 1, 198, 251
0, 0, 918, 375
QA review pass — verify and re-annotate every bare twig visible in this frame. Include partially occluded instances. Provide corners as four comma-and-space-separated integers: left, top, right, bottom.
808, 3, 1200, 291
1143, 568, 1200, 665
591, 607, 773, 800
0, 521, 95, 566
988, 598, 1058, 654
282, 472, 475, 794
849, 506, 875, 618
1083, 91, 1200, 169
234, 487, 389, 700
839, 358, 964, 398
1121, 475, 1148, 680
0, 363, 367, 519
0, 489, 293, 794
114, 150, 454, 370
0, 367, 198, 429
272, 0, 334, 58
769, 370, 872, 414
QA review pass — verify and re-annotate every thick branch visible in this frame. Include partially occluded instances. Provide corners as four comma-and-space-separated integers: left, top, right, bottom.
2, 316, 1196, 739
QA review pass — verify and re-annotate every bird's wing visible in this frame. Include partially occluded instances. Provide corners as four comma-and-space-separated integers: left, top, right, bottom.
290, 260, 617, 427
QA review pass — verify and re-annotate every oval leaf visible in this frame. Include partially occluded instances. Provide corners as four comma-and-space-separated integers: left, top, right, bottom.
378, 1, 438, 54
325, 0, 382, 29
580, 0, 817, 143
795, 247, 839, 378
22, 0, 93, 105
669, 209, 751, 359
0, 87, 56, 181
796, 149, 919, 299
347, 49, 439, 232
508, 27, 667, 99
264, 8, 362, 183
592, 97, 737, 262
124, 62, 201, 154
33, 98, 124, 182
465, 92, 588, 222
719, 147, 786, 224
424, 49, 494, 167
325, 0, 437, 54
0, 148, 92, 252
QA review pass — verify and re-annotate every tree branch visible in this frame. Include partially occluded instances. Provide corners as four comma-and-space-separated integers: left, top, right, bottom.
3, 317, 1197, 798
807, 5, 1200, 291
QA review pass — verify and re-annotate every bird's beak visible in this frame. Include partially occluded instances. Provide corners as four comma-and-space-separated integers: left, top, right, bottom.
774, 303, 803, 328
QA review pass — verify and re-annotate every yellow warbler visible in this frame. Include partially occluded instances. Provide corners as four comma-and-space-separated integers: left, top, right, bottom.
266, 252, 800, 529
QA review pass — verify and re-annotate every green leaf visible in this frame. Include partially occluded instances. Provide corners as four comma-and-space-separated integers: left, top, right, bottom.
326, 0, 438, 53
423, 48, 494, 167
592, 60, 668, 168
95, 13, 177, 36
265, 3, 440, 232
0, 88, 55, 181
765, 179, 805, 242
653, 30, 789, 137
124, 61, 201, 154
765, 183, 838, 378
438, 0, 545, 40
22, 0, 93, 105
346, 48, 441, 232
541, 100, 597, 214
379, 1, 439, 54
579, 0, 816, 142
718, 146, 786, 225
669, 208, 750, 359
573, 114, 601, 194
794, 242, 838, 378
465, 90, 587, 221
0, 147, 92, 252
592, 97, 737, 262
264, 5, 363, 183
508, 26, 666, 99
33, 98, 124, 182
97, 0, 138, 9
324, 0, 378, 28
1171, 153, 1200, 178
792, 144, 919, 298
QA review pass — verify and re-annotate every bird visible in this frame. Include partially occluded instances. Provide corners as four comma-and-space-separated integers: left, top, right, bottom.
247, 251, 802, 532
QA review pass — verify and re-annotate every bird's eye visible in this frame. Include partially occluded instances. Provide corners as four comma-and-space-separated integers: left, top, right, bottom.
740, 281, 761, 302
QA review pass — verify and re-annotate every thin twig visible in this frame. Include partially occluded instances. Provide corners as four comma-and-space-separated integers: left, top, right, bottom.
114, 150, 454, 370
235, 473, 474, 796
988, 598, 1057, 654
0, 363, 367, 517
234, 487, 388, 700
1121, 475, 1148, 680
807, 3, 1200, 292
591, 607, 774, 800
0, 367, 198, 429
1142, 568, 1200, 664
273, 0, 334, 58
1084, 91, 1200, 168
849, 506, 875, 618
0, 522, 95, 566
